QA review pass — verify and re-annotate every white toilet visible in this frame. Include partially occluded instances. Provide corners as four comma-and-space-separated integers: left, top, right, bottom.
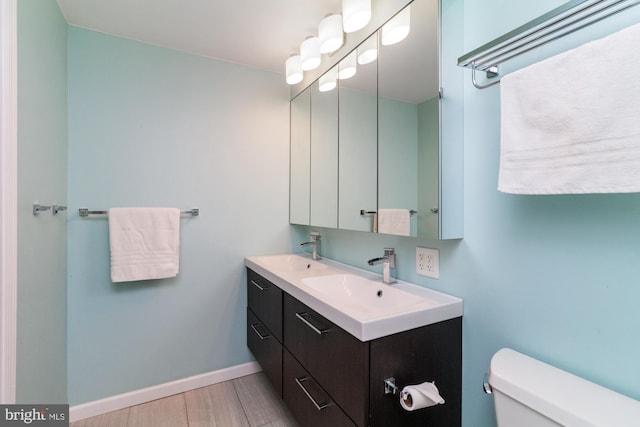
487, 348, 640, 426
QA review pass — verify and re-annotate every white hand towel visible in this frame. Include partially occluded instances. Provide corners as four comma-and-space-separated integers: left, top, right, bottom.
377, 209, 411, 236
499, 22, 640, 194
109, 207, 181, 283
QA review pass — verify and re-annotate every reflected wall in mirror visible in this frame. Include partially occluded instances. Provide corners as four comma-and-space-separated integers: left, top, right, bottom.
310, 71, 338, 228
290, 87, 310, 225
378, 0, 440, 238
338, 34, 378, 232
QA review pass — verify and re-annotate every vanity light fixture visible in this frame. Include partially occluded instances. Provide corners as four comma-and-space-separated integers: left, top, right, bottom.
319, 67, 338, 92
337, 50, 357, 80
357, 35, 378, 64
381, 5, 411, 46
285, 54, 304, 85
319, 14, 344, 54
300, 36, 321, 71
342, 0, 371, 33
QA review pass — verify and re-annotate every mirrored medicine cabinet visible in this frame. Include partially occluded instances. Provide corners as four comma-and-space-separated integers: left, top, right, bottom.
290, 0, 463, 240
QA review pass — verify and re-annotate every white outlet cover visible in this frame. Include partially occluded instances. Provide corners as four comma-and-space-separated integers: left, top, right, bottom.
416, 247, 439, 279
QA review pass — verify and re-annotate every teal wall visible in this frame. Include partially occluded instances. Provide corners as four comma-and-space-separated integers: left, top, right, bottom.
417, 97, 439, 238
66, 27, 290, 405
294, 1, 640, 426
16, 0, 68, 403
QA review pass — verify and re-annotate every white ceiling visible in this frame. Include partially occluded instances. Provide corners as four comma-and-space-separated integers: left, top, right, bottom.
56, 0, 343, 74
56, 0, 439, 102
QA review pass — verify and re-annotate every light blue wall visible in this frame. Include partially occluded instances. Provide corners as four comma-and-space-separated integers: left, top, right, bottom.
417, 97, 439, 238
16, 0, 68, 403
294, 1, 640, 426
66, 27, 291, 405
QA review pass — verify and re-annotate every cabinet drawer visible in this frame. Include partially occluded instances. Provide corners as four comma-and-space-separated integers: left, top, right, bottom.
247, 268, 283, 341
247, 308, 282, 397
283, 349, 356, 427
283, 294, 369, 427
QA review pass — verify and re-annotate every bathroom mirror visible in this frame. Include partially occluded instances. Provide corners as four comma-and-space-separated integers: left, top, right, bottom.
378, 0, 440, 238
289, 87, 310, 225
309, 75, 338, 228
338, 35, 378, 232
289, 0, 463, 239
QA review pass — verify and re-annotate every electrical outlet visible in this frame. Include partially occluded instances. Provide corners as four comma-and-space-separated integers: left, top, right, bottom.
416, 247, 439, 279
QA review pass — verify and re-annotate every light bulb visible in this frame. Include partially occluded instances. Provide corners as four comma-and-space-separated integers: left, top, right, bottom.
342, 0, 371, 33
319, 68, 337, 92
285, 55, 303, 85
300, 36, 321, 71
382, 6, 411, 46
337, 51, 357, 80
357, 35, 377, 65
319, 14, 344, 54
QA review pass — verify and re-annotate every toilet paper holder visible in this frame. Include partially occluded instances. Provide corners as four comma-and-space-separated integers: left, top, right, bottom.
384, 377, 399, 395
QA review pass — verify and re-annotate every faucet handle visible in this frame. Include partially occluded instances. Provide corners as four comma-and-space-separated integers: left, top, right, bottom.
310, 231, 321, 240
384, 248, 396, 269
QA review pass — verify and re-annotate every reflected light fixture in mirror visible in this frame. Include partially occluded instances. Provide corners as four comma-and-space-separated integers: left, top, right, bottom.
337, 51, 357, 80
357, 35, 378, 64
319, 14, 344, 54
342, 0, 371, 33
301, 36, 321, 71
286, 54, 303, 84
319, 67, 338, 92
381, 5, 411, 46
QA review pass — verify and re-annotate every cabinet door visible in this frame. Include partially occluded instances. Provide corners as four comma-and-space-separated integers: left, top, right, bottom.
368, 318, 462, 427
247, 269, 283, 341
283, 294, 369, 427
283, 349, 356, 427
247, 309, 282, 397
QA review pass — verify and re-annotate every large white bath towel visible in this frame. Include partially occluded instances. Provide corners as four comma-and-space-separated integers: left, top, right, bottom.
109, 207, 180, 283
498, 22, 640, 194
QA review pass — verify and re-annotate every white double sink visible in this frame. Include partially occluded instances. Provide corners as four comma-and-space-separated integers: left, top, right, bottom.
245, 253, 463, 342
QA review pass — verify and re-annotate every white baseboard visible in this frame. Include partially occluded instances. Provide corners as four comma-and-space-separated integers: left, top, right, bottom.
69, 361, 261, 422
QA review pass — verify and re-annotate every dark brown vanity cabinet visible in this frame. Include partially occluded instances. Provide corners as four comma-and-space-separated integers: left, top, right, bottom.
246, 268, 283, 396
246, 268, 462, 427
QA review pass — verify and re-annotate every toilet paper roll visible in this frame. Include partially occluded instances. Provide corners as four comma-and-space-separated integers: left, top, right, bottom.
400, 381, 445, 411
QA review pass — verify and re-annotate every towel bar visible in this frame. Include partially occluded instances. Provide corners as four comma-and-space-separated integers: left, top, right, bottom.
457, 0, 640, 89
79, 208, 199, 217
360, 209, 418, 215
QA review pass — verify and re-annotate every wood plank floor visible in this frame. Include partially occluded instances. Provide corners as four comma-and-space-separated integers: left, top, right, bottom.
71, 373, 299, 427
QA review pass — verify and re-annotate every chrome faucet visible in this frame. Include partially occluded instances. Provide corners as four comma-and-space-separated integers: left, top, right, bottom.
367, 248, 396, 284
299, 231, 321, 260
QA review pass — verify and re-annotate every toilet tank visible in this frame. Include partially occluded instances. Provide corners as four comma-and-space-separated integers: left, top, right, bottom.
488, 348, 640, 427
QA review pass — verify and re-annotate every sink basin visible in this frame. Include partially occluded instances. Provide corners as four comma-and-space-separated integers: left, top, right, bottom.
245, 253, 463, 341
302, 274, 430, 316
257, 254, 329, 273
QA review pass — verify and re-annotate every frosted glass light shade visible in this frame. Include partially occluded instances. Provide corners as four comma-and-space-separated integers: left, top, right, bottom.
300, 36, 321, 71
342, 0, 371, 33
357, 35, 377, 65
319, 67, 337, 92
337, 51, 357, 80
319, 14, 344, 54
285, 55, 303, 85
382, 6, 411, 46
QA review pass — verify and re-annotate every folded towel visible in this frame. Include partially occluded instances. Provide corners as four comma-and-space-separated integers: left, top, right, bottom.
499, 22, 640, 194
377, 208, 411, 236
109, 207, 181, 283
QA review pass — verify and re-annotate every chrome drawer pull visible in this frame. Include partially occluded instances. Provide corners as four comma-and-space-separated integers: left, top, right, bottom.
295, 376, 330, 411
295, 312, 329, 335
250, 323, 271, 340
250, 279, 268, 291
